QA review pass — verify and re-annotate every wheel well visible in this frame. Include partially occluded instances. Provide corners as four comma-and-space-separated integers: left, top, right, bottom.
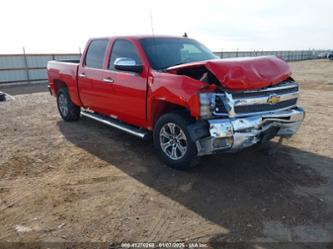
151, 100, 191, 128
53, 79, 67, 95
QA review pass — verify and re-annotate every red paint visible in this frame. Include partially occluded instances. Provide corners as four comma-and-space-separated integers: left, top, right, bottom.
48, 36, 293, 131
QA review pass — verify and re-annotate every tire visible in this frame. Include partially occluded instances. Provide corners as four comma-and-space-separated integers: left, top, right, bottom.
153, 112, 198, 170
0, 92, 6, 102
57, 88, 80, 121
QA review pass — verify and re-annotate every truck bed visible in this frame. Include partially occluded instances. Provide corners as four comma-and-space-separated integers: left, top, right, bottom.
47, 60, 81, 106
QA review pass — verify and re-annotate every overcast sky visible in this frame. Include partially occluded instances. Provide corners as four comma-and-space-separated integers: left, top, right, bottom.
1, 0, 332, 53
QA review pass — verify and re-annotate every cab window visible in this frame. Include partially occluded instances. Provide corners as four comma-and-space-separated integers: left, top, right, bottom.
85, 39, 108, 69
109, 39, 141, 70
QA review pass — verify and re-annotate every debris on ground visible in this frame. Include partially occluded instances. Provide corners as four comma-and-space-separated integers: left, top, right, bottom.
0, 91, 6, 101
14, 225, 32, 233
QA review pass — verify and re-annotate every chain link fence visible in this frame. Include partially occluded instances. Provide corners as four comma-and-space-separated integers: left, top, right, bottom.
214, 49, 331, 61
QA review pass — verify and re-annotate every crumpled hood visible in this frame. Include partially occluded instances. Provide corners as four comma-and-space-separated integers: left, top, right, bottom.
167, 56, 292, 91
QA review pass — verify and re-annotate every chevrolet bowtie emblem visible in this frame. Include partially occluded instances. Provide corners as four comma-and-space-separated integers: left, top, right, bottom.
267, 94, 281, 105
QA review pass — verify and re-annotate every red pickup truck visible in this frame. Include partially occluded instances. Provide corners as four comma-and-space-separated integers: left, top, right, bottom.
47, 36, 304, 169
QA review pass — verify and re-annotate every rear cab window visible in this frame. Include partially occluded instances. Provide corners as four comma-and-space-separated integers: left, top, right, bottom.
85, 39, 109, 69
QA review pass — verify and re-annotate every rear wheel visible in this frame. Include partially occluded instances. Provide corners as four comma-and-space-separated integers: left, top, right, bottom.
154, 112, 198, 170
57, 88, 80, 121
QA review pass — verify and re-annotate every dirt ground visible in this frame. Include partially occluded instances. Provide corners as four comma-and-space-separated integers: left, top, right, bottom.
0, 59, 333, 248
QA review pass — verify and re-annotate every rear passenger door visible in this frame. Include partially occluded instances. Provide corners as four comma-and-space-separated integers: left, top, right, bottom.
78, 39, 112, 114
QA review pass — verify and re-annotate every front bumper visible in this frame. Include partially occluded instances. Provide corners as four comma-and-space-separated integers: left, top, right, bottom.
196, 107, 305, 155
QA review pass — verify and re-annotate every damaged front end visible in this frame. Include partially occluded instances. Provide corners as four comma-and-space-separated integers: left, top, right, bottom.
194, 81, 305, 155
197, 107, 304, 155
166, 57, 305, 155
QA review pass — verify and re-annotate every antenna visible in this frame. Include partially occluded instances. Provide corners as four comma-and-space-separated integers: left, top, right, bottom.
149, 9, 161, 70
149, 10, 155, 36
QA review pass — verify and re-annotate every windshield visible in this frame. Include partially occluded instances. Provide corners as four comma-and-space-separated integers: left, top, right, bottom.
139, 38, 218, 70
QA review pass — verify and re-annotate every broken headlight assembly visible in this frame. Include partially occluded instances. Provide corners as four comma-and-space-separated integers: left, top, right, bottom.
199, 92, 215, 119
199, 92, 230, 119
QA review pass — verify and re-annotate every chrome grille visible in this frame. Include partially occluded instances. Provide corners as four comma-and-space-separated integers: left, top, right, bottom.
234, 98, 297, 113
213, 81, 299, 117
232, 81, 299, 98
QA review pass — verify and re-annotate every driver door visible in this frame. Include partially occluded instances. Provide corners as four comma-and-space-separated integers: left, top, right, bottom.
103, 39, 147, 128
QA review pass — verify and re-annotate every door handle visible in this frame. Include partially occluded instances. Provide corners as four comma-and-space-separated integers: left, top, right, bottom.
103, 77, 114, 83
79, 73, 86, 78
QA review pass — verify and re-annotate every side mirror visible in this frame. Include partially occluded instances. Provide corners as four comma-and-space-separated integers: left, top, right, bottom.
114, 57, 143, 73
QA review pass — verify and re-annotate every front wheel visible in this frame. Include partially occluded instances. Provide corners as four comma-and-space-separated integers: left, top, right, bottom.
153, 112, 198, 170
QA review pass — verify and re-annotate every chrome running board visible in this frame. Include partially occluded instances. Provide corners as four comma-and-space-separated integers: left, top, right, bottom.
80, 111, 150, 140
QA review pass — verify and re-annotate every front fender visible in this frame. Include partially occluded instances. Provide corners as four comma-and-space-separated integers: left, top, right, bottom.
147, 72, 215, 128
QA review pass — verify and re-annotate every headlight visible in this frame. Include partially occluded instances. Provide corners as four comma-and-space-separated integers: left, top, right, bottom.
199, 93, 214, 119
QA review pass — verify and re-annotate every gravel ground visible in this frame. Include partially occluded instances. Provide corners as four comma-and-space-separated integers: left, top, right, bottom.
0, 59, 333, 248
0, 82, 48, 96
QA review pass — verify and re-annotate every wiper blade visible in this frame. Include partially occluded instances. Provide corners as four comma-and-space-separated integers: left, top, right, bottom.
160, 62, 185, 71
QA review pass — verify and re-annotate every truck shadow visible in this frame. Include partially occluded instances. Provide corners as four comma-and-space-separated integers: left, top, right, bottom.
57, 118, 332, 244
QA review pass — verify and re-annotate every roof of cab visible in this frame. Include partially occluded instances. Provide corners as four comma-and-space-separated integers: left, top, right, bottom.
89, 35, 191, 41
